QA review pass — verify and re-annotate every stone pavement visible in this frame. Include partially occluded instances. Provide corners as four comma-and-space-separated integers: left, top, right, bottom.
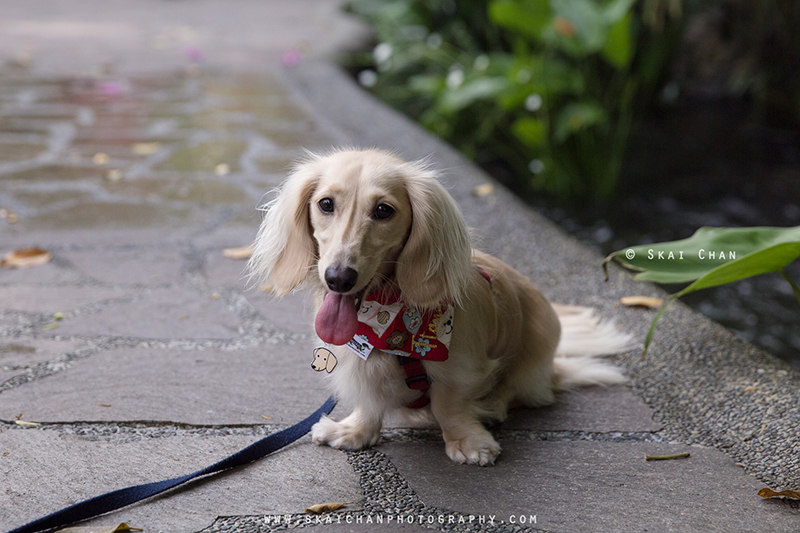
1, 1, 799, 532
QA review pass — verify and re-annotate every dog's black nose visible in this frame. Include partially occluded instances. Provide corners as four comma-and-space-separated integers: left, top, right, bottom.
325, 265, 358, 293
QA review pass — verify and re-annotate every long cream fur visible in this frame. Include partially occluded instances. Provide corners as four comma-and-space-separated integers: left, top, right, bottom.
249, 148, 633, 466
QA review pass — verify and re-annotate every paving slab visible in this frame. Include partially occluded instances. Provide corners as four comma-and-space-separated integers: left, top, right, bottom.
0, 285, 135, 315
61, 247, 185, 286
0, 344, 336, 425
502, 385, 662, 433
0, 429, 360, 533
54, 286, 243, 340
0, 338, 86, 368
379, 440, 798, 532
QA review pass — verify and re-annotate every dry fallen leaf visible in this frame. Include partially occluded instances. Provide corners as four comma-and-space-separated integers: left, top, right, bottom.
645, 452, 690, 461
55, 523, 142, 533
305, 502, 354, 514
15, 420, 41, 427
0, 208, 18, 223
472, 183, 494, 197
1, 248, 52, 268
758, 487, 800, 500
214, 163, 231, 176
131, 142, 162, 155
222, 245, 254, 259
619, 296, 664, 309
107, 169, 123, 182
93, 152, 110, 165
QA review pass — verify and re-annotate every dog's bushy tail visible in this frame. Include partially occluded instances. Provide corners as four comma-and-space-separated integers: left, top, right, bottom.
551, 304, 634, 391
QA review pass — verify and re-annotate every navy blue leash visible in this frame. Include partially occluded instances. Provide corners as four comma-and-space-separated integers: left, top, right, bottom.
8, 396, 336, 533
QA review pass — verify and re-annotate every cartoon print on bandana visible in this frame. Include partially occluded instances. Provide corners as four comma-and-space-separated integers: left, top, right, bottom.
359, 300, 404, 338
403, 306, 422, 334
413, 338, 432, 356
350, 288, 454, 362
385, 330, 409, 350
434, 305, 455, 347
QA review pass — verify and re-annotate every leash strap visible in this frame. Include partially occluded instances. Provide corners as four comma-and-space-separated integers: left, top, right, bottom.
8, 396, 337, 533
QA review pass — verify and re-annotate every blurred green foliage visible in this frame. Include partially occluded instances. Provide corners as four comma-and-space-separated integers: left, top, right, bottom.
347, 0, 682, 200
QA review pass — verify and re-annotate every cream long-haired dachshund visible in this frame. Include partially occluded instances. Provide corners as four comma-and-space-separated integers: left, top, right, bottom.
249, 148, 632, 466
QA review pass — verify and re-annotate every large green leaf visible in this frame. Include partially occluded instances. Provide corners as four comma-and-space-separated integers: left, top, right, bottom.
553, 101, 607, 142
604, 225, 800, 352
512, 116, 548, 147
488, 0, 552, 41
601, 11, 633, 69
438, 77, 510, 112
604, 226, 800, 283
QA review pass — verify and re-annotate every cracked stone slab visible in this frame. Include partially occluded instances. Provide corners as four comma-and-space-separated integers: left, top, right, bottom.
247, 291, 317, 336
0, 343, 337, 425
0, 285, 134, 315
0, 429, 360, 533
61, 247, 185, 285
0, 338, 87, 382
502, 385, 662, 433
55, 286, 242, 340
379, 440, 798, 532
0, 261, 83, 285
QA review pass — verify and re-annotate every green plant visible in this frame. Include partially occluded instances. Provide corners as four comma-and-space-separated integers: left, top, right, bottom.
603, 226, 800, 352
347, 0, 681, 200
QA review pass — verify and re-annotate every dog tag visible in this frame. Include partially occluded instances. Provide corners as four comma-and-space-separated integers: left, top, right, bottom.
346, 334, 374, 360
311, 347, 338, 373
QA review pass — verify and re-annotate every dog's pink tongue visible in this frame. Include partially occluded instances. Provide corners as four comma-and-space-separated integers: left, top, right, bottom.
315, 293, 358, 346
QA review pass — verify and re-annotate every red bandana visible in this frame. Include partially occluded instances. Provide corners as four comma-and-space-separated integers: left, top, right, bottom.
345, 288, 453, 362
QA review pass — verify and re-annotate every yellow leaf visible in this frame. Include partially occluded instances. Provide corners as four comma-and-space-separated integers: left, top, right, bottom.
131, 142, 162, 155
106, 169, 124, 182
15, 420, 41, 427
305, 501, 354, 514
222, 245, 254, 259
619, 296, 664, 309
645, 452, 690, 461
758, 487, 800, 500
472, 183, 494, 197
1, 248, 52, 268
1, 208, 18, 223
92, 152, 110, 165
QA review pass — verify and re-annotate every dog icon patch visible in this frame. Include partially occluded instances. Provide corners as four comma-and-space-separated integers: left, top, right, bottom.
311, 347, 338, 373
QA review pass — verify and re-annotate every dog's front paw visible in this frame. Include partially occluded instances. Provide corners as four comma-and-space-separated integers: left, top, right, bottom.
444, 432, 501, 466
311, 414, 381, 450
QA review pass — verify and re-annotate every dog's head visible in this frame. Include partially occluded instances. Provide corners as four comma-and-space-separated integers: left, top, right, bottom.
249, 149, 472, 341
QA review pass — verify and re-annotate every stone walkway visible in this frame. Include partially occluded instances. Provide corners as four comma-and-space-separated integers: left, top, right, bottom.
1, 2, 799, 532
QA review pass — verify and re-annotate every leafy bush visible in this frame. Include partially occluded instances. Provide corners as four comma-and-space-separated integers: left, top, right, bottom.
347, 0, 681, 200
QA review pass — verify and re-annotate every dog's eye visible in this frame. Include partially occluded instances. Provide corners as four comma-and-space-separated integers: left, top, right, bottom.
318, 198, 334, 214
374, 203, 395, 220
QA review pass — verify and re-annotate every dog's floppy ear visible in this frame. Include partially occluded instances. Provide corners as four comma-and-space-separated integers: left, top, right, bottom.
248, 158, 320, 296
396, 163, 473, 309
